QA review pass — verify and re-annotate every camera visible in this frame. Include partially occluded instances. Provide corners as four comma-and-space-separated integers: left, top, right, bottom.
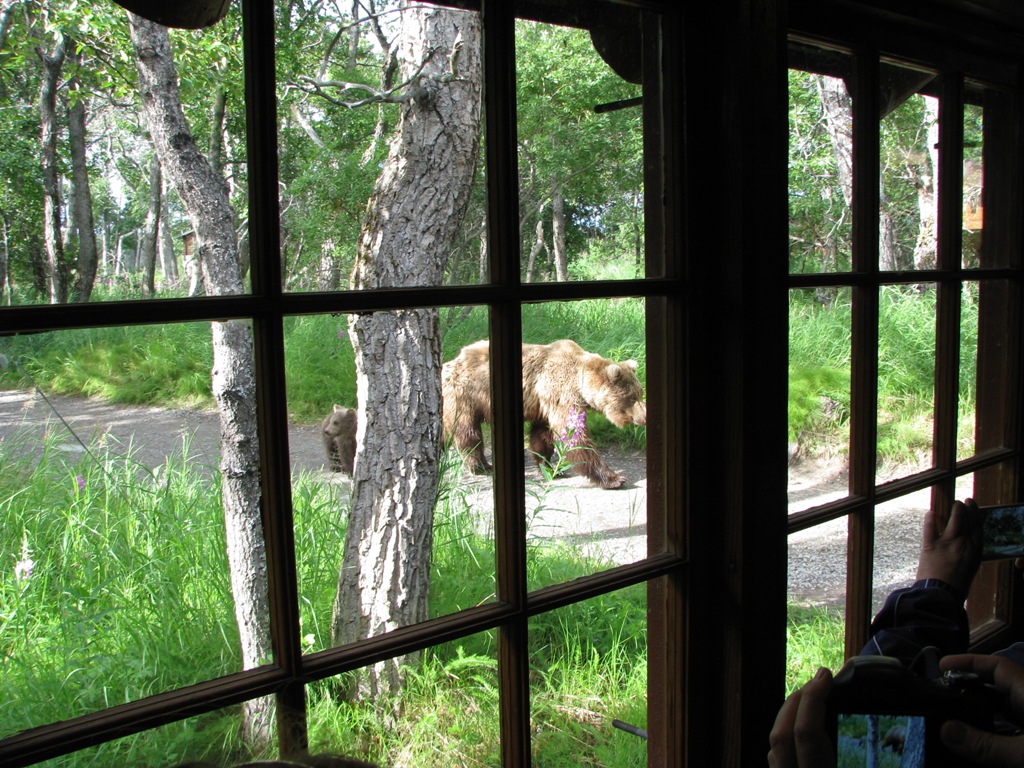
826, 655, 997, 767
980, 503, 1024, 560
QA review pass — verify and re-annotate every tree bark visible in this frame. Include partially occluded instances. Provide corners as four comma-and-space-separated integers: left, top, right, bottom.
38, 34, 67, 304
128, 12, 271, 746
67, 42, 98, 303
159, 190, 179, 285
331, 1, 482, 700
526, 214, 546, 283
816, 74, 901, 271
913, 95, 939, 271
0, 216, 9, 305
140, 154, 161, 295
551, 185, 567, 281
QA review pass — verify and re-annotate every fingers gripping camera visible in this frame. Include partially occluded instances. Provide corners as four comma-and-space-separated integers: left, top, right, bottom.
826, 656, 998, 767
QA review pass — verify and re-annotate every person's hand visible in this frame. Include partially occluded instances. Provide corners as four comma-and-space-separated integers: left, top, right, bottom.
939, 653, 1024, 766
916, 498, 983, 597
768, 667, 836, 768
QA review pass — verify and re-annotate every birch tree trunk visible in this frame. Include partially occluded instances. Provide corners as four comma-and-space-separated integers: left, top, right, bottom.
552, 185, 568, 281
913, 95, 939, 271
816, 74, 901, 271
140, 154, 161, 295
38, 34, 67, 304
129, 13, 272, 746
331, 1, 482, 700
67, 42, 98, 303
159, 194, 179, 284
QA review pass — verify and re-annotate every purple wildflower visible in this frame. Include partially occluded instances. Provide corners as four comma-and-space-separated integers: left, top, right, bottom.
14, 535, 33, 582
559, 405, 587, 450
75, 474, 86, 493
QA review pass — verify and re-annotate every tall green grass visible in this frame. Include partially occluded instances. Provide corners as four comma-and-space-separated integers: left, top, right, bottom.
785, 604, 846, 695
0, 432, 238, 737
789, 285, 979, 463
1, 432, 647, 767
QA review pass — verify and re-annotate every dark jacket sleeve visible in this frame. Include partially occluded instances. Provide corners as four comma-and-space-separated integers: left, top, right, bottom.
861, 578, 969, 665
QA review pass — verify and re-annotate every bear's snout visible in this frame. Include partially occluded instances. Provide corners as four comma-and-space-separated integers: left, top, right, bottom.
631, 402, 647, 426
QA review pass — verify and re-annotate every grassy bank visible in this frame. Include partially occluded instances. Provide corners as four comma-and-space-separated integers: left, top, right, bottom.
0, 432, 648, 767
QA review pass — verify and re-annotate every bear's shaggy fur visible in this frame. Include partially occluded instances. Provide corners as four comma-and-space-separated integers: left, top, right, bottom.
322, 404, 357, 474
441, 339, 646, 489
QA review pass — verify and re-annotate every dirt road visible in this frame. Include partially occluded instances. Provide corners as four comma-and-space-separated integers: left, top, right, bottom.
0, 388, 649, 564
0, 388, 930, 610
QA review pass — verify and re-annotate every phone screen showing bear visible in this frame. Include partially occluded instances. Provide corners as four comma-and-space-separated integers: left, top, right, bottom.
835, 713, 925, 766
981, 504, 1024, 560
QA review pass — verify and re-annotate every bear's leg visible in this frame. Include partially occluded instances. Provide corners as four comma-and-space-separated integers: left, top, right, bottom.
323, 433, 341, 472
567, 439, 626, 490
338, 437, 356, 475
455, 416, 491, 474
528, 421, 557, 471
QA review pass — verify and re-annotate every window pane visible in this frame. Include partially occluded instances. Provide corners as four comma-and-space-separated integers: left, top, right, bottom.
515, 9, 645, 284
958, 280, 980, 460
873, 476, 975, 614
963, 101, 985, 269
20, 701, 276, 768
0, 325, 265, 738
275, 3, 486, 291
877, 285, 936, 477
788, 517, 848, 610
517, 300, 648, 590
788, 47, 854, 275
879, 64, 939, 271
788, 288, 852, 513
872, 494, 928, 616
311, 631, 500, 767
785, 599, 845, 693
303, 306, 498, 649
965, 464, 1021, 632
529, 586, 647, 764
0, 11, 249, 306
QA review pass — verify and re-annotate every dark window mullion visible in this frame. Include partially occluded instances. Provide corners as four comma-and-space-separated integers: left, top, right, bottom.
643, 7, 685, 766
240, 0, 307, 753
845, 48, 881, 657
480, 3, 530, 766
931, 74, 966, 516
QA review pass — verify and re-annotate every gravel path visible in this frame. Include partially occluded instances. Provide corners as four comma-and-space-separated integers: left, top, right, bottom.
0, 388, 933, 611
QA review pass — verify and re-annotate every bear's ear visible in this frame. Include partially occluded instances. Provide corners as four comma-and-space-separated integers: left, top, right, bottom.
605, 363, 622, 381
623, 360, 638, 372
333, 404, 344, 412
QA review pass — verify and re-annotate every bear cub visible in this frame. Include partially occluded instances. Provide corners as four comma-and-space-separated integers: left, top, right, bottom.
322, 404, 357, 474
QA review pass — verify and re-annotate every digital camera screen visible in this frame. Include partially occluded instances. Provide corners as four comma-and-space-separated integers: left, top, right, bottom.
981, 503, 1024, 560
836, 713, 925, 767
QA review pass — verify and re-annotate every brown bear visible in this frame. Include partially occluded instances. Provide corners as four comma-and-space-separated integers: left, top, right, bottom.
441, 339, 646, 489
322, 404, 357, 474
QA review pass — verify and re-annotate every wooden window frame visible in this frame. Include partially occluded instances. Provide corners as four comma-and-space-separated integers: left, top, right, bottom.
787, 4, 1024, 660
16, 1, 1022, 766
2, 0, 740, 766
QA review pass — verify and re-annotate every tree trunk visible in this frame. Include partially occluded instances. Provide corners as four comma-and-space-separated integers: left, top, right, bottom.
38, 34, 67, 304
140, 154, 161, 295
67, 43, 98, 303
330, 1, 482, 700
816, 74, 901, 271
128, 12, 271, 746
29, 235, 46, 298
159, 198, 179, 285
526, 215, 546, 283
208, 83, 227, 177
913, 95, 939, 271
551, 185, 568, 281
0, 216, 9, 305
